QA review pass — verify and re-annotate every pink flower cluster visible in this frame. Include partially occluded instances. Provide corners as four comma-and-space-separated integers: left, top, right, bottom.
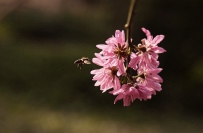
90, 28, 166, 106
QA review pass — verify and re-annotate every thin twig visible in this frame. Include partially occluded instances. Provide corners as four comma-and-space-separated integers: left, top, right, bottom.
125, 0, 138, 48
124, 0, 138, 78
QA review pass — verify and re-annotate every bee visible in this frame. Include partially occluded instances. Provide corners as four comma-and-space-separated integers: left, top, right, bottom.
74, 57, 91, 69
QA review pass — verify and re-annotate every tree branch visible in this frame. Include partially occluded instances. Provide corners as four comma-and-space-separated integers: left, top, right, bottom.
125, 0, 138, 48
124, 0, 138, 77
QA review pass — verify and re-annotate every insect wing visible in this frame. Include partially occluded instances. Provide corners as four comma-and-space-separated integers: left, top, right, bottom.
84, 60, 91, 64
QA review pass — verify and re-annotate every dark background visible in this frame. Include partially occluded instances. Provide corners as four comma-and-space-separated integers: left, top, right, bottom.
0, 0, 203, 132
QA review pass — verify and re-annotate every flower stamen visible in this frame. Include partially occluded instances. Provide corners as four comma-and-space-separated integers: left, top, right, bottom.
114, 43, 128, 59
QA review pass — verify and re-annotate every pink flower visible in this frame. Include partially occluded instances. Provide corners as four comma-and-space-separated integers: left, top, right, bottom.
129, 28, 166, 70
90, 28, 166, 106
96, 30, 128, 75
90, 53, 121, 92
111, 67, 163, 106
112, 83, 152, 106
137, 67, 163, 95
141, 28, 165, 52
97, 30, 126, 56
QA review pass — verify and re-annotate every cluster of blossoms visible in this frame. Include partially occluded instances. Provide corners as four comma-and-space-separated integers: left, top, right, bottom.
90, 28, 166, 106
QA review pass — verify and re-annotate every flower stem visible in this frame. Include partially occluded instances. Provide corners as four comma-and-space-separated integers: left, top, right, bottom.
125, 0, 138, 75
125, 0, 138, 48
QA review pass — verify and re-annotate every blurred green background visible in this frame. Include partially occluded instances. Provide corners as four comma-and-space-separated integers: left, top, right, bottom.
0, 0, 203, 133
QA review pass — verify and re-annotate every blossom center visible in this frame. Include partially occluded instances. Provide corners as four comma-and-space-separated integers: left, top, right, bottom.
109, 66, 118, 76
138, 46, 147, 52
114, 43, 128, 59
139, 73, 145, 79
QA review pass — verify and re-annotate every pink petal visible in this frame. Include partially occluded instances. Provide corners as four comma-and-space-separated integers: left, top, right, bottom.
114, 76, 121, 90
96, 44, 107, 50
152, 35, 165, 46
92, 58, 104, 66
115, 30, 125, 44
123, 96, 131, 106
141, 27, 151, 37
117, 59, 125, 76
114, 94, 125, 104
151, 47, 166, 53
90, 69, 100, 74
141, 27, 153, 41
129, 53, 139, 70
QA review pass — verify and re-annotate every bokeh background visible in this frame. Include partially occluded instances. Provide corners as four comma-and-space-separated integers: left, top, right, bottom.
0, 0, 203, 133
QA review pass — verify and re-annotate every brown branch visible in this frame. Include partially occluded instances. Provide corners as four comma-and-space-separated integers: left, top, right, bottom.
124, 0, 138, 77
125, 0, 138, 48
